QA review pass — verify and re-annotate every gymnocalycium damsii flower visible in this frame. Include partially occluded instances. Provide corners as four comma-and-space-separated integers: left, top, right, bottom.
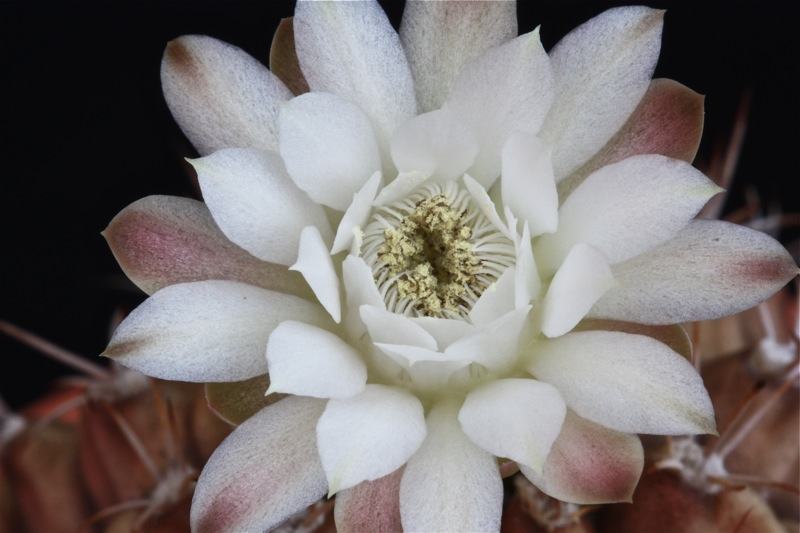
102, 1, 799, 531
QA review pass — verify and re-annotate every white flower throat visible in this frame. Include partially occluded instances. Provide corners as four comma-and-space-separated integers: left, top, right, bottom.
362, 181, 516, 320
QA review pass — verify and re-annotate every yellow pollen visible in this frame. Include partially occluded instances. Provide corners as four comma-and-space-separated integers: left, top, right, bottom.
378, 194, 481, 316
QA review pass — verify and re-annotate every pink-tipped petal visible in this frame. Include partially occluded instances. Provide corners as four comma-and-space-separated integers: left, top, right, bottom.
191, 396, 327, 533
560, 78, 705, 198
520, 410, 643, 504
103, 280, 331, 383
103, 195, 312, 299
205, 375, 283, 426
400, 398, 503, 532
400, 0, 517, 112
335, 467, 404, 533
590, 219, 800, 324
540, 7, 664, 180
161, 35, 292, 156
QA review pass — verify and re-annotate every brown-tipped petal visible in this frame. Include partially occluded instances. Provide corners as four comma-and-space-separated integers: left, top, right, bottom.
335, 467, 404, 533
590, 219, 800, 324
559, 79, 705, 199
573, 319, 693, 362
205, 374, 286, 427
270, 18, 309, 96
519, 410, 643, 504
191, 396, 328, 533
103, 195, 313, 300
161, 35, 292, 155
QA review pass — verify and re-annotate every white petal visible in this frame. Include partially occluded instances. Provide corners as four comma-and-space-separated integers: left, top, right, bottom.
501, 132, 558, 236
519, 410, 643, 504
190, 148, 332, 266
294, 0, 416, 163
266, 321, 366, 399
191, 397, 327, 533
469, 267, 517, 326
279, 92, 381, 211
400, 398, 503, 532
446, 306, 531, 373
342, 256, 385, 341
317, 385, 426, 494
535, 155, 722, 276
335, 468, 403, 533
528, 331, 716, 435
332, 171, 382, 254
590, 219, 800, 324
408, 316, 474, 351
291, 226, 341, 322
390, 109, 479, 182
400, 0, 517, 112
515, 223, 542, 305
459, 379, 566, 474
539, 7, 664, 179
447, 29, 554, 188
161, 35, 293, 156
541, 243, 616, 338
360, 305, 437, 350
463, 174, 512, 240
104, 280, 331, 382
373, 170, 430, 207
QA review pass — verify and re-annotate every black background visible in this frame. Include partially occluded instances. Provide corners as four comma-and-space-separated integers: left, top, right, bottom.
2, 1, 798, 409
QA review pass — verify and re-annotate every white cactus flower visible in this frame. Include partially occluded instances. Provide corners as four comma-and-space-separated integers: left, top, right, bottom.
102, 1, 799, 531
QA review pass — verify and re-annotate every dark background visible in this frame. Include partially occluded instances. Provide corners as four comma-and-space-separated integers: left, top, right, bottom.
1, 1, 798, 409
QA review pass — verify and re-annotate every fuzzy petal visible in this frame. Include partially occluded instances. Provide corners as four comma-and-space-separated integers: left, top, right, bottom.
102, 195, 312, 299
559, 78, 705, 199
535, 155, 722, 276
335, 467, 404, 533
501, 132, 558, 237
279, 92, 382, 211
103, 280, 330, 382
266, 321, 366, 399
317, 385, 426, 495
291, 226, 341, 322
205, 375, 283, 426
459, 379, 566, 474
540, 7, 664, 179
519, 410, 643, 504
400, 398, 503, 532
573, 319, 693, 362
590, 219, 800, 324
191, 396, 327, 533
190, 148, 332, 266
447, 28, 554, 188
161, 35, 292, 156
269, 18, 310, 96
541, 243, 616, 338
294, 0, 416, 162
528, 331, 716, 435
400, 0, 517, 112
390, 109, 479, 182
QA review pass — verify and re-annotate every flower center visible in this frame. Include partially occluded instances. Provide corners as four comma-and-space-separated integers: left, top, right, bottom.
362, 181, 515, 319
